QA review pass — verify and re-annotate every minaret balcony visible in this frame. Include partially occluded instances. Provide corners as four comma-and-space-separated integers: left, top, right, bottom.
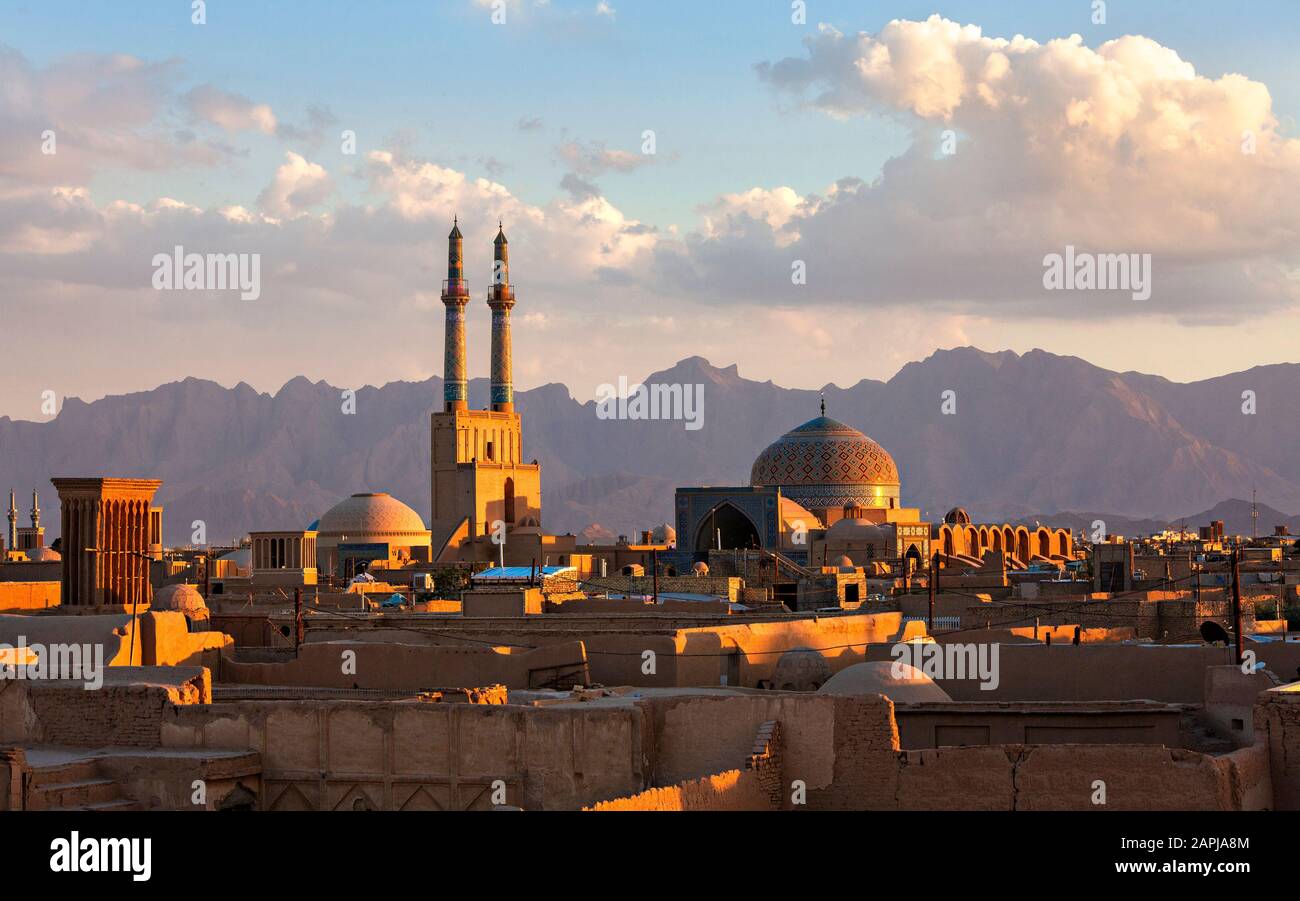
487, 284, 516, 303
442, 278, 471, 297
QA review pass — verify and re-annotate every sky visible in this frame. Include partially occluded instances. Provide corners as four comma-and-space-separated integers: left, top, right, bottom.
2, 0, 1299, 421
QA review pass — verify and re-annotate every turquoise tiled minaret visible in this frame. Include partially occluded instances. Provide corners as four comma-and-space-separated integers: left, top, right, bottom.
442, 218, 470, 412
487, 223, 515, 413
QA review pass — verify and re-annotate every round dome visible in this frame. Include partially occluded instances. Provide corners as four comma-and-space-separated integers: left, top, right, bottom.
28, 546, 61, 562
317, 492, 427, 535
826, 518, 891, 540
751, 416, 899, 510
818, 661, 952, 703
650, 523, 677, 544
944, 507, 971, 525
832, 555, 855, 569
692, 561, 710, 576
153, 583, 209, 616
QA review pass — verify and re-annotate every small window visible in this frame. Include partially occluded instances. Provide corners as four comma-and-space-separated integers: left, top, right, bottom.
1231, 718, 1245, 731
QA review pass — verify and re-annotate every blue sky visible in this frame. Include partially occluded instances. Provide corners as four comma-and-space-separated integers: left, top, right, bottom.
7, 0, 1296, 228
2, 1, 1300, 420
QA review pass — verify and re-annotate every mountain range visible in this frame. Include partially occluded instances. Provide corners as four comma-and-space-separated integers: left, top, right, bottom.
2, 347, 1298, 545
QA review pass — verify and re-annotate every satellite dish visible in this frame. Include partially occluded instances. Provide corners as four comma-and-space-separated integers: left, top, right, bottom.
1200, 621, 1231, 645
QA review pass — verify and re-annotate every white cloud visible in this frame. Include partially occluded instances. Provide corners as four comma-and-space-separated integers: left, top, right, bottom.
556, 140, 653, 175
0, 47, 221, 185
6, 19, 1300, 418
257, 152, 334, 216
680, 15, 1300, 320
182, 85, 278, 135
698, 187, 806, 248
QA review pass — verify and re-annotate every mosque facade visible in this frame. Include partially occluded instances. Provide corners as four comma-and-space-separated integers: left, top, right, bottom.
674, 404, 1072, 572
429, 221, 542, 559
291, 222, 549, 580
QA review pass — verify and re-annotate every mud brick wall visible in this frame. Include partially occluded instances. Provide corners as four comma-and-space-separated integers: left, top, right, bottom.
1260, 687, 1300, 810
162, 697, 647, 811
891, 744, 1249, 810
807, 694, 902, 810
745, 720, 784, 809
583, 768, 773, 811
27, 678, 205, 748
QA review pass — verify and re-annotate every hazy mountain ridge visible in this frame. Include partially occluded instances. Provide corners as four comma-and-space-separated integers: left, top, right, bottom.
2, 347, 1298, 544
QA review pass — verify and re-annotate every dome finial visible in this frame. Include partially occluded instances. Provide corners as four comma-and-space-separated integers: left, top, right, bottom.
820, 394, 825, 417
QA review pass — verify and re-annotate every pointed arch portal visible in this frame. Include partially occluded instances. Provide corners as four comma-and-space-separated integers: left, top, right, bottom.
696, 502, 761, 552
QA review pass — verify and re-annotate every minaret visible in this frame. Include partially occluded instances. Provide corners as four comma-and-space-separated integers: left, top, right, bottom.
487, 222, 516, 413
441, 217, 470, 412
30, 489, 40, 529
6, 489, 16, 551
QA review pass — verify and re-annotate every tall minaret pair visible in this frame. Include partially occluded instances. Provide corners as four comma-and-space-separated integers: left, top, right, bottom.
440, 219, 515, 414
7, 489, 41, 551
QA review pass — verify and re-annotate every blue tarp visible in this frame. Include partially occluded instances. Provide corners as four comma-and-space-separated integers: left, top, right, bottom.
472, 566, 576, 582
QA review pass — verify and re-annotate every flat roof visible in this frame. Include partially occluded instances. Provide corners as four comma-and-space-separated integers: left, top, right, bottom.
472, 565, 576, 582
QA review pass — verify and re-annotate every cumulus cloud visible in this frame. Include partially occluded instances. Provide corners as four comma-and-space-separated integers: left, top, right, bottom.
8, 18, 1300, 418
0, 46, 222, 184
676, 15, 1300, 320
698, 187, 807, 248
0, 137, 669, 419
560, 172, 601, 201
363, 150, 657, 274
257, 152, 334, 217
556, 139, 654, 176
182, 85, 278, 135
0, 143, 659, 312
276, 105, 340, 147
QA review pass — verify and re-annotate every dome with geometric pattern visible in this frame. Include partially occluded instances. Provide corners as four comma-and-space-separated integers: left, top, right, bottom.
750, 415, 901, 512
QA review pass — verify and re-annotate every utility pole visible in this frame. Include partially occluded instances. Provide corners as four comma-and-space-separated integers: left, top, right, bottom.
928, 551, 936, 632
1231, 547, 1244, 667
651, 548, 659, 604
